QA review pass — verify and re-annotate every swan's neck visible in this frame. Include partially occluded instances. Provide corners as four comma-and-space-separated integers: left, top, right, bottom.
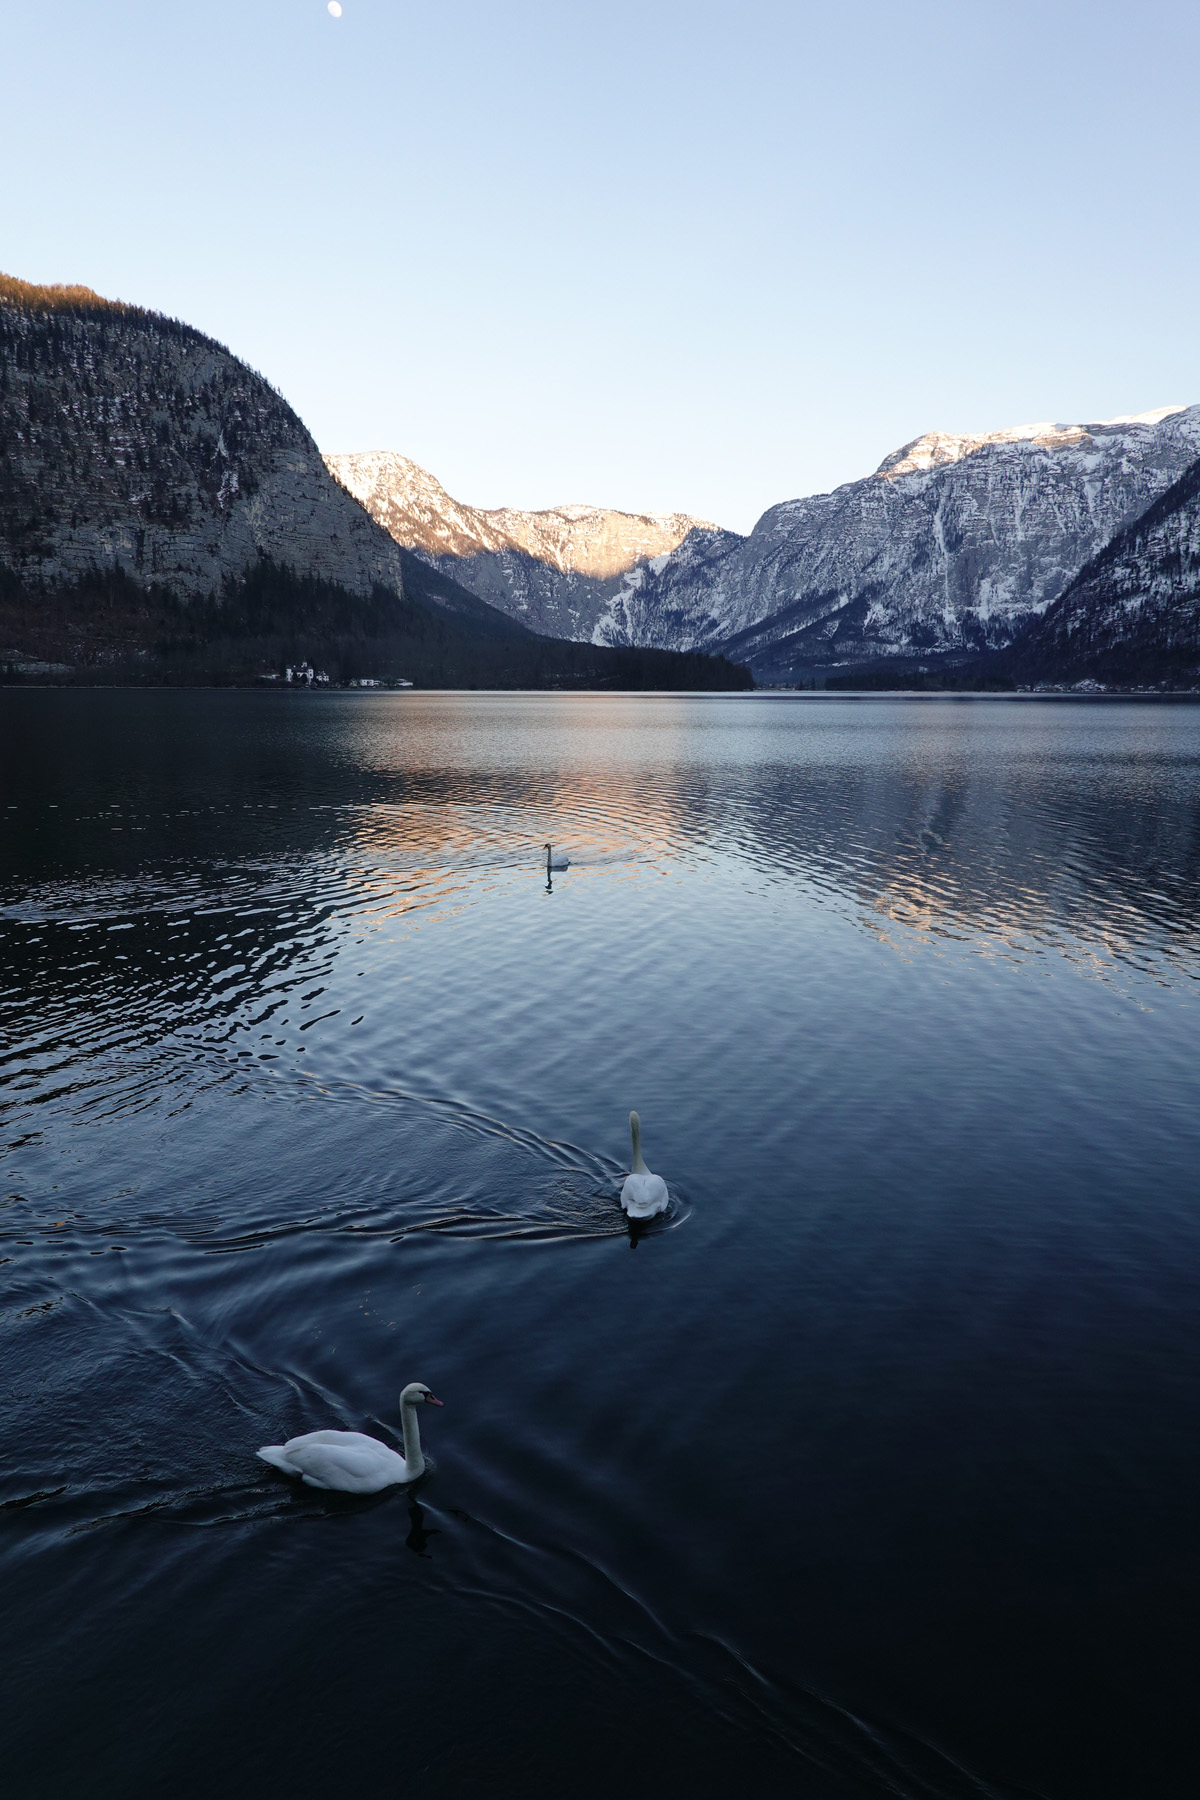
630, 1114, 648, 1175
400, 1400, 425, 1478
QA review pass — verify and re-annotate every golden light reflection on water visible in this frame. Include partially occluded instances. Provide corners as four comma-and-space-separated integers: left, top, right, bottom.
6, 693, 1200, 1007
833, 796, 1200, 989
328, 773, 698, 933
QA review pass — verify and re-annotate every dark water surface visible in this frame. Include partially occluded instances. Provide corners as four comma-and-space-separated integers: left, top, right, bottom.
4, 690, 1200, 1799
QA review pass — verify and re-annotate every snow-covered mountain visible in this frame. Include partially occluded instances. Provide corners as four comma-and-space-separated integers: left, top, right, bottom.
644, 407, 1200, 679
325, 451, 714, 641
329, 413, 1200, 681
1006, 453, 1200, 686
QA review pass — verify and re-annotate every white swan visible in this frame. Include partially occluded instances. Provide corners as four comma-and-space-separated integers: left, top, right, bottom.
544, 842, 570, 871
620, 1111, 669, 1218
257, 1382, 443, 1493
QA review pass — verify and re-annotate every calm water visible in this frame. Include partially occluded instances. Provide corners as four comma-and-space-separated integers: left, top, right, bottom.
4, 690, 1200, 1800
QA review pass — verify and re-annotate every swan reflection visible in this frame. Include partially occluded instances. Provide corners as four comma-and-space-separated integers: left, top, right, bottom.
405, 1494, 440, 1558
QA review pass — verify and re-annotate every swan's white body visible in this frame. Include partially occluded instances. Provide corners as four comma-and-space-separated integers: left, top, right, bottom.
620, 1111, 669, 1218
544, 842, 570, 871
257, 1382, 442, 1493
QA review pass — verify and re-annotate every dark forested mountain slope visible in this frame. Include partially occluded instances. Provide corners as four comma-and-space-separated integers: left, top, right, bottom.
0, 273, 417, 605
0, 276, 749, 688
1001, 455, 1200, 687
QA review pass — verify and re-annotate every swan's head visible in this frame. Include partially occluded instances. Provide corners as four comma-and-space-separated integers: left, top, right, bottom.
400, 1381, 444, 1408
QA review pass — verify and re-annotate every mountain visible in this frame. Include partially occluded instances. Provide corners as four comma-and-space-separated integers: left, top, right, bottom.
998, 453, 1200, 687
325, 450, 715, 642
330, 412, 1200, 685
20, 258, 1181, 692
646, 408, 1200, 681
0, 275, 423, 605
0, 276, 749, 690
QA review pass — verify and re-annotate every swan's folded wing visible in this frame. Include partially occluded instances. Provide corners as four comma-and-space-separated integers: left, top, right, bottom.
286, 1439, 403, 1492
283, 1429, 367, 1452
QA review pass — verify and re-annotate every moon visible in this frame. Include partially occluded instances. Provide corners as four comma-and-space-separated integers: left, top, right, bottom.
327, 2, 342, 15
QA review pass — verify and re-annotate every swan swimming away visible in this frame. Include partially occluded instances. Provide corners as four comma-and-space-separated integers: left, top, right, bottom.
544, 842, 570, 872
620, 1111, 669, 1218
257, 1382, 443, 1493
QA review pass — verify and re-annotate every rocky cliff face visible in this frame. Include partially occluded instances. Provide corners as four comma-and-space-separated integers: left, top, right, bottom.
1004, 453, 1200, 686
0, 275, 422, 607
645, 408, 1200, 679
325, 450, 713, 640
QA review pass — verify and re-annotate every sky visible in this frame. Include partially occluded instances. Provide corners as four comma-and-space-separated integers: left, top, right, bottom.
4, 0, 1199, 532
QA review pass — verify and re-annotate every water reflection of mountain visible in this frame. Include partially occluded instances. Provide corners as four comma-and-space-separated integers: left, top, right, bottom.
0, 772, 694, 1100
0, 696, 705, 1123
6, 695, 1200, 1109
718, 726, 1200, 982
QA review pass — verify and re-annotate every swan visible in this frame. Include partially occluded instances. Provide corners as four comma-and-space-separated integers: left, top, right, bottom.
544, 842, 570, 872
257, 1382, 443, 1493
620, 1111, 669, 1218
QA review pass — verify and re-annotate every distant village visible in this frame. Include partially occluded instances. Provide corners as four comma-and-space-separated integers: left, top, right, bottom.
258, 662, 414, 690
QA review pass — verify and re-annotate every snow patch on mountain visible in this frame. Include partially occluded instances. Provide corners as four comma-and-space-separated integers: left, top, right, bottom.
875, 409, 1187, 481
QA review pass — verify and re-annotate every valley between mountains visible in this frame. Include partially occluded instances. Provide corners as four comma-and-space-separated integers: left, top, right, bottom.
331, 407, 1200, 689
3, 268, 1199, 690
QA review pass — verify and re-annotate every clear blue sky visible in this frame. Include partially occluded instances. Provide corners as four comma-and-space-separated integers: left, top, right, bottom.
4, 0, 1199, 531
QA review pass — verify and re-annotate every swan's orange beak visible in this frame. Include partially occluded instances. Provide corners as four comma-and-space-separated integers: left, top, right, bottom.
424, 1392, 444, 1407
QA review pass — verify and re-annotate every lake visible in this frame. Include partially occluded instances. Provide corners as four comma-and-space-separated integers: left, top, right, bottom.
4, 689, 1200, 1800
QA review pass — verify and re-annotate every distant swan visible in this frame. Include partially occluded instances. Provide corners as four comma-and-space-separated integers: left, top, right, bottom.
545, 842, 570, 872
257, 1382, 443, 1493
620, 1111, 669, 1218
